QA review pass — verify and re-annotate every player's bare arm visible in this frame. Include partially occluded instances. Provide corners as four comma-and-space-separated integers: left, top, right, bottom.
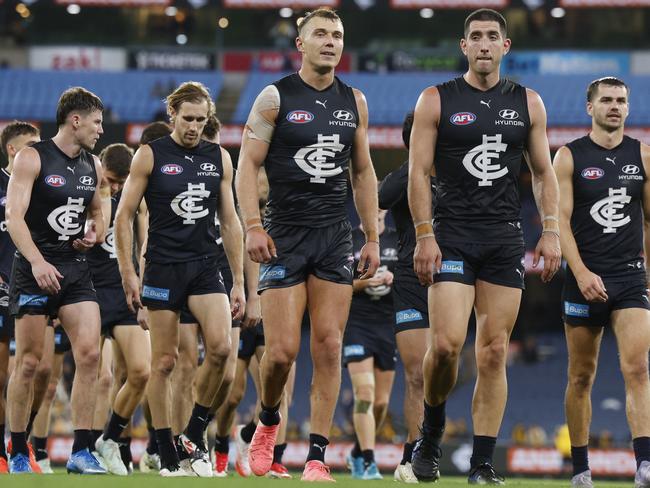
73, 157, 106, 252
6, 146, 63, 294
236, 85, 279, 264
525, 88, 561, 283
553, 146, 607, 302
408, 86, 441, 286
641, 143, 650, 290
350, 88, 380, 279
115, 144, 153, 312
218, 147, 246, 321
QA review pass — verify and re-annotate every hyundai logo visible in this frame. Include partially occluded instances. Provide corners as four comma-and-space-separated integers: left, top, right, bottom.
499, 109, 519, 120
79, 176, 94, 186
200, 162, 217, 172
622, 164, 640, 175
333, 110, 354, 121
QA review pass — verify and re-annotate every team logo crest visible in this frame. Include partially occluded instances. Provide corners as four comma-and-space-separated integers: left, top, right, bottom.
101, 227, 116, 258
590, 187, 631, 233
47, 197, 85, 241
161, 164, 184, 175
450, 112, 476, 126
294, 134, 345, 184
462, 134, 508, 186
45, 175, 66, 187
171, 182, 210, 224
287, 110, 314, 124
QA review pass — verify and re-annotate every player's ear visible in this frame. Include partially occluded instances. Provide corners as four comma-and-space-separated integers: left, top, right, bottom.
296, 36, 304, 53
503, 38, 511, 55
586, 101, 593, 117
460, 38, 468, 55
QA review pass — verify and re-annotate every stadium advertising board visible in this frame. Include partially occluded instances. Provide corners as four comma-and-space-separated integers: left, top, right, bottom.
29, 46, 127, 71
508, 447, 636, 476
359, 50, 462, 72
390, 0, 508, 7
560, 0, 650, 5
224, 0, 338, 7
222, 51, 351, 72
55, 0, 169, 5
130, 50, 215, 71
503, 51, 630, 75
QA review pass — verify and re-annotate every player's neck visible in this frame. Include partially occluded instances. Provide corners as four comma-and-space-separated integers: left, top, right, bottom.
171, 131, 200, 149
298, 66, 335, 91
463, 70, 500, 91
52, 131, 83, 159
5, 160, 13, 175
589, 126, 625, 150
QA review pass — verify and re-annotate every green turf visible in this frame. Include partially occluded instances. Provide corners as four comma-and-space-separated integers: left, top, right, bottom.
0, 472, 632, 487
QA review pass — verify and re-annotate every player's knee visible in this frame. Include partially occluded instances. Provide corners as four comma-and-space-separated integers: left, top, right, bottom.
76, 346, 101, 371
374, 401, 389, 422
205, 342, 231, 366
34, 361, 52, 385
44, 379, 58, 402
313, 335, 341, 365
434, 338, 461, 365
98, 369, 113, 391
19, 353, 43, 379
267, 347, 298, 370
476, 339, 508, 372
353, 397, 373, 415
620, 359, 649, 387
128, 365, 150, 390
568, 369, 595, 393
405, 363, 425, 392
353, 383, 374, 403
154, 353, 178, 378
221, 367, 236, 390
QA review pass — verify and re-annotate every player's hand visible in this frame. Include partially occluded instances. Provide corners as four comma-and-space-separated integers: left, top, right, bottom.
414, 236, 441, 286
230, 283, 246, 322
122, 271, 143, 313
382, 270, 394, 286
533, 232, 561, 283
51, 318, 61, 329
358, 241, 380, 279
31, 258, 64, 295
245, 227, 276, 264
73, 221, 98, 252
576, 268, 608, 302
137, 306, 149, 330
242, 293, 261, 329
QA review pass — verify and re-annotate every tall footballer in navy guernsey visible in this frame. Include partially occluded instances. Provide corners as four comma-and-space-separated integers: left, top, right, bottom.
0, 121, 40, 469
5, 88, 108, 474
408, 9, 561, 484
554, 77, 650, 488
115, 82, 245, 477
236, 8, 380, 481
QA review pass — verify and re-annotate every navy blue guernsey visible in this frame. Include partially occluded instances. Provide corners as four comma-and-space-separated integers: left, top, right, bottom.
568, 135, 645, 280
87, 191, 124, 288
434, 77, 530, 245
264, 73, 359, 227
349, 226, 399, 323
24, 140, 98, 262
378, 162, 436, 276
0, 169, 15, 281
145, 136, 223, 263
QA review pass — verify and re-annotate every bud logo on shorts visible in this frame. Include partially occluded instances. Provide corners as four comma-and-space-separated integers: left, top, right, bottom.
18, 294, 49, 307
450, 112, 476, 126
161, 164, 184, 175
344, 345, 364, 357
564, 301, 589, 318
45, 175, 66, 187
396, 309, 423, 324
260, 264, 286, 281
287, 110, 314, 124
440, 260, 464, 274
142, 286, 170, 301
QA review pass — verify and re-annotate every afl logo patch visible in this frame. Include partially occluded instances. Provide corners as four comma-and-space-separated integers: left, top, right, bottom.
161, 164, 184, 175
333, 109, 354, 121
450, 112, 476, 126
45, 175, 66, 187
622, 164, 640, 175
287, 110, 314, 124
499, 109, 519, 120
200, 162, 217, 172
581, 167, 604, 180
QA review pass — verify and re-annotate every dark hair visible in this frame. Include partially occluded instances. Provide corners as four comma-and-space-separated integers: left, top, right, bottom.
99, 143, 133, 179
402, 111, 414, 149
1, 121, 39, 157
297, 8, 341, 35
464, 8, 507, 38
56, 87, 104, 127
202, 114, 222, 142
140, 121, 172, 145
587, 77, 629, 102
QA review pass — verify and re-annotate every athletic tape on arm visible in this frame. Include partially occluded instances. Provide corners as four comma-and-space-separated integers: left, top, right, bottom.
245, 85, 280, 144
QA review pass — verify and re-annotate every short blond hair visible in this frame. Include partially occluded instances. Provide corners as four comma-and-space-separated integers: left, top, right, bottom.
297, 8, 341, 35
166, 81, 214, 118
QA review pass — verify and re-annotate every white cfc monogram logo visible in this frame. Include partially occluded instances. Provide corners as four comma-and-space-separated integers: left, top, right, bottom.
101, 227, 116, 258
47, 197, 85, 241
171, 183, 210, 224
462, 134, 508, 186
294, 134, 345, 184
590, 187, 631, 233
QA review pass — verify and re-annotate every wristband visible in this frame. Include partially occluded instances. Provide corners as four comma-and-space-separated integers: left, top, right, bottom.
416, 232, 435, 241
543, 216, 559, 222
542, 229, 560, 238
415, 222, 434, 239
365, 230, 379, 244
246, 223, 263, 233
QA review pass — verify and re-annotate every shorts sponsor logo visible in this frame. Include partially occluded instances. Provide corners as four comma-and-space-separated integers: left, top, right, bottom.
238, 339, 244, 351
287, 110, 314, 124
564, 301, 589, 317
161, 164, 184, 175
55, 334, 62, 345
18, 294, 48, 307
396, 309, 423, 324
450, 112, 476, 126
261, 264, 286, 281
45, 175, 66, 187
581, 167, 604, 180
142, 285, 170, 301
441, 260, 464, 274
344, 344, 364, 357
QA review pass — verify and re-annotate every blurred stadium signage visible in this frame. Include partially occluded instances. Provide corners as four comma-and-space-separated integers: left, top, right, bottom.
560, 0, 650, 5
503, 51, 629, 75
224, 0, 338, 7
29, 46, 127, 71
130, 50, 215, 71
508, 447, 636, 476
390, 0, 508, 7
55, 0, 170, 5
222, 51, 351, 72
359, 50, 462, 72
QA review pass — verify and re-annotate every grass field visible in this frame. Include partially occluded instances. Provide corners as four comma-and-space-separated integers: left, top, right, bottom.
0, 471, 633, 487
